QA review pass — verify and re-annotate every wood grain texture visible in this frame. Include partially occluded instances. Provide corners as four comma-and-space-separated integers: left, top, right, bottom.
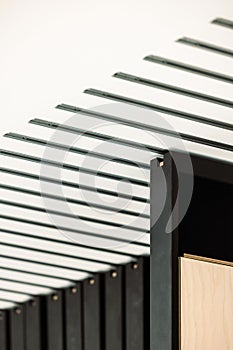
180, 257, 233, 350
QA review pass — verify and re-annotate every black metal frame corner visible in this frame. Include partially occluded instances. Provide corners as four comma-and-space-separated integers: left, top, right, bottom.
150, 151, 233, 350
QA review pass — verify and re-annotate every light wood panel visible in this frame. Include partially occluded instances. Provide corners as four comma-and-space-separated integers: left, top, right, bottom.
180, 257, 233, 350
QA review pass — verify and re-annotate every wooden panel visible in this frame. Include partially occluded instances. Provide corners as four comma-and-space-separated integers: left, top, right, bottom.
180, 257, 233, 350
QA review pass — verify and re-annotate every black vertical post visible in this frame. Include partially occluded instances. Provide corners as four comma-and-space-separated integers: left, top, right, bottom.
150, 153, 179, 350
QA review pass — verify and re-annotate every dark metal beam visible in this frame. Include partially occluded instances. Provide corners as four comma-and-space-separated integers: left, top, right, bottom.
83, 88, 233, 132
114, 71, 233, 108
177, 37, 233, 58
144, 55, 233, 84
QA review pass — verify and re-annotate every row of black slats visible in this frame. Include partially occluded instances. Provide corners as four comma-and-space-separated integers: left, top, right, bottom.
0, 257, 149, 350
1, 15, 233, 350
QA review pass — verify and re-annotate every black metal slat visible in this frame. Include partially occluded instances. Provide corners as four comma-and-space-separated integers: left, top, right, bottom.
177, 37, 233, 58
144, 55, 233, 84
83, 88, 233, 131
113, 71, 233, 108
211, 17, 233, 30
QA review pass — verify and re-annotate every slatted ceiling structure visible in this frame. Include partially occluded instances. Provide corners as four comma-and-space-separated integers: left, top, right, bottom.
0, 173, 150, 217
1, 17, 232, 350
29, 112, 162, 163
0, 224, 150, 257
0, 269, 73, 289
48, 94, 230, 144
1, 128, 151, 191
0, 280, 55, 296
29, 117, 163, 162
83, 88, 233, 131
1, 188, 149, 230
1, 207, 150, 246
0, 281, 81, 350
1, 246, 117, 274
1, 252, 110, 350
0, 301, 18, 310
0, 232, 135, 267
85, 67, 233, 116
48, 106, 233, 165
0, 257, 93, 281
1, 155, 149, 201
79, 80, 233, 127
0, 159, 149, 203
1, 185, 148, 220
56, 103, 233, 165
0, 281, 84, 350
0, 214, 149, 248
113, 72, 233, 108
3, 131, 147, 169
116, 50, 232, 95
0, 291, 34, 304
2, 135, 150, 185
1, 150, 148, 188
0, 292, 41, 350
1, 165, 149, 203
0, 258, 149, 350
57, 103, 233, 152
114, 62, 233, 107
146, 41, 233, 76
